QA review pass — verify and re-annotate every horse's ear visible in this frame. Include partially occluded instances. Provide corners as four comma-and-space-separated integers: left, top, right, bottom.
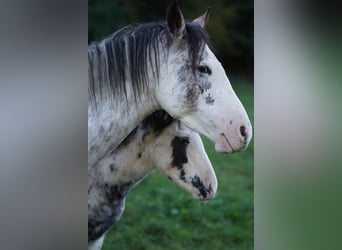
167, 1, 186, 38
193, 7, 211, 28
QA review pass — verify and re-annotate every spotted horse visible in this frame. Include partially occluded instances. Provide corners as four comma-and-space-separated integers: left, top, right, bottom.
88, 111, 218, 250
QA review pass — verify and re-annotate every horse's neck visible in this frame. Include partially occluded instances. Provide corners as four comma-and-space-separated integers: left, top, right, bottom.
91, 126, 155, 191
88, 85, 158, 171
88, 117, 159, 243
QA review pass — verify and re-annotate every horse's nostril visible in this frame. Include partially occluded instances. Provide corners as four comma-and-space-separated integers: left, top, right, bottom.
240, 126, 246, 138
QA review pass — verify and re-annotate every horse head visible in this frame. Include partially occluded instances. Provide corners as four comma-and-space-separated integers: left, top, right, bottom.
149, 120, 217, 201
155, 2, 252, 153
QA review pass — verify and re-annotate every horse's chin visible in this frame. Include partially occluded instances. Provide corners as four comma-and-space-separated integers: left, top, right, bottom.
192, 191, 216, 201
191, 183, 217, 201
214, 132, 250, 153
214, 136, 235, 153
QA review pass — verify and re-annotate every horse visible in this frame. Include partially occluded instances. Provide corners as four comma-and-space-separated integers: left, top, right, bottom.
88, 2, 252, 172
88, 110, 218, 249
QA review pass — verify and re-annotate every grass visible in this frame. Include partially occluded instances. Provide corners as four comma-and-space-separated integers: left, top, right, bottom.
103, 80, 254, 250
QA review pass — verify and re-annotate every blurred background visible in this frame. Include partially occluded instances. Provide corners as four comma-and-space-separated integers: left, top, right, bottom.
89, 0, 254, 249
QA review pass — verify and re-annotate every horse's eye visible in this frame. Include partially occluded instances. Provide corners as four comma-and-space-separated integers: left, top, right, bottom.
197, 65, 212, 75
180, 137, 189, 145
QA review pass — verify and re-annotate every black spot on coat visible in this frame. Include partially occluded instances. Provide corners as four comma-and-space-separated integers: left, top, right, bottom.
171, 136, 189, 182
171, 136, 188, 167
191, 175, 211, 199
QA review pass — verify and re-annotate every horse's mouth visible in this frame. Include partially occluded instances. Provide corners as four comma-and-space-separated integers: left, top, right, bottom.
197, 185, 215, 201
221, 133, 235, 153
213, 132, 235, 153
191, 177, 216, 201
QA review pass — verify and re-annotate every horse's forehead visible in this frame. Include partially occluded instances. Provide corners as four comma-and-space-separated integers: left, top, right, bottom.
205, 46, 220, 65
202, 46, 217, 62
202, 46, 211, 58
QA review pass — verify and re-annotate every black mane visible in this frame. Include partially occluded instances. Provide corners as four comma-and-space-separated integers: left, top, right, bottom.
88, 21, 210, 106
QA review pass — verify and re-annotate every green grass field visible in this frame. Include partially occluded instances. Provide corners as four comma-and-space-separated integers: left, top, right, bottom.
103, 80, 254, 250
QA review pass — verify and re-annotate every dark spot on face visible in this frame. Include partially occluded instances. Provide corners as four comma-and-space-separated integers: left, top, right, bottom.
179, 168, 187, 182
177, 63, 202, 109
181, 85, 200, 110
171, 136, 189, 183
202, 81, 212, 91
137, 152, 142, 158
177, 64, 189, 83
191, 175, 212, 199
171, 136, 189, 167
205, 93, 215, 105
177, 64, 192, 84
196, 84, 204, 94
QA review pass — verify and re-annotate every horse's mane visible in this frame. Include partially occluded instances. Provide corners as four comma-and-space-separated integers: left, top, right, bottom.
88, 21, 210, 106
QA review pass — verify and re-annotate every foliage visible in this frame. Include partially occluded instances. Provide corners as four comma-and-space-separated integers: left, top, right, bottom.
89, 0, 253, 79
102, 80, 254, 250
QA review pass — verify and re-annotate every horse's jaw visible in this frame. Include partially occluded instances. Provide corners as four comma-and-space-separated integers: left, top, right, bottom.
164, 166, 218, 201
179, 112, 252, 154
